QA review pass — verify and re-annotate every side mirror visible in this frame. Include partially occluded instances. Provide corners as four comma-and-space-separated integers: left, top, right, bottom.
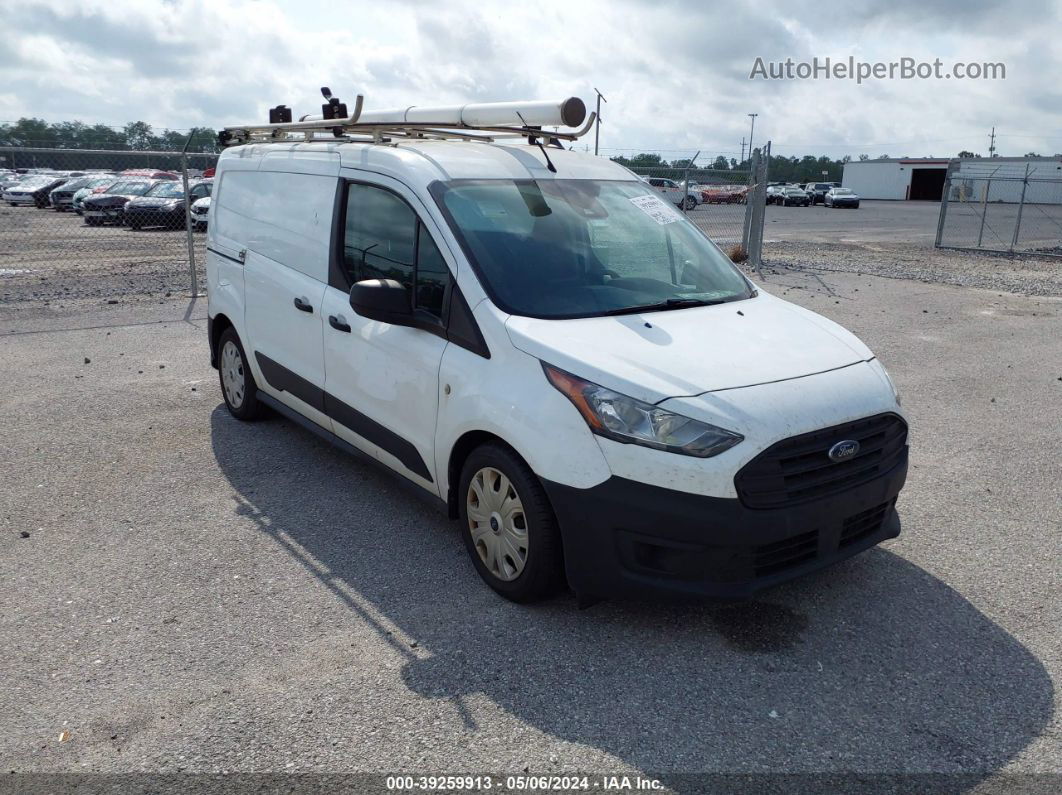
349, 278, 412, 324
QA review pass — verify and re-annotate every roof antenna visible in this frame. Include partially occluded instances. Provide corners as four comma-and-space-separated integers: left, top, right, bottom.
518, 111, 557, 173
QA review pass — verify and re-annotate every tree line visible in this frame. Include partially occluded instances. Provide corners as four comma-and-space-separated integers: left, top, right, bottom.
609, 152, 875, 183
0, 118, 219, 153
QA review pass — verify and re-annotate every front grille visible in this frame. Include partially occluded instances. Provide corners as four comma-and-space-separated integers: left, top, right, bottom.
753, 529, 818, 576
735, 413, 907, 509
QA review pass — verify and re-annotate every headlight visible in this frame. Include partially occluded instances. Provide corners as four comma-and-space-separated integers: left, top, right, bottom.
543, 363, 743, 458
880, 364, 901, 406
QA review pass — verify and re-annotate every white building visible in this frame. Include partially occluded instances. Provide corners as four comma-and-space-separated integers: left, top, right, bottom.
842, 156, 1062, 203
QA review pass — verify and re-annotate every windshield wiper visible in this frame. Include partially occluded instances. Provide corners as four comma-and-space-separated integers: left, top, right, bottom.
600, 297, 728, 316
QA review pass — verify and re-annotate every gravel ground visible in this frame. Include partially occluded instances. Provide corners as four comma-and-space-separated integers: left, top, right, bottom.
1, 265, 1060, 792
764, 240, 1062, 298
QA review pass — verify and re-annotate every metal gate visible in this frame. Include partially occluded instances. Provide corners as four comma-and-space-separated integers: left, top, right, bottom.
936, 158, 1062, 257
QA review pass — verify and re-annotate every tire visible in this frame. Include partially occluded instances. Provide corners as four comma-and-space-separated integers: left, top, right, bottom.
683, 196, 696, 211
217, 327, 264, 421
85, 217, 101, 226
458, 443, 565, 603
129, 222, 141, 230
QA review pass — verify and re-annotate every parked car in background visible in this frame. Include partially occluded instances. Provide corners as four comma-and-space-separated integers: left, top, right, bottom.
2, 175, 68, 208
766, 185, 785, 204
641, 176, 698, 209
824, 187, 861, 208
190, 195, 211, 231
71, 177, 121, 215
126, 179, 212, 230
118, 169, 180, 180
700, 184, 746, 204
49, 175, 115, 211
779, 186, 811, 207
805, 182, 833, 205
82, 179, 156, 226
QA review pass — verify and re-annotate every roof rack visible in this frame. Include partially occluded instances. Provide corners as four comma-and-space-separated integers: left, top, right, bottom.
219, 90, 595, 149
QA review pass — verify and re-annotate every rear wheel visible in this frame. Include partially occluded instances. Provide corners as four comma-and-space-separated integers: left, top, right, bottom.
218, 327, 263, 421
458, 443, 564, 603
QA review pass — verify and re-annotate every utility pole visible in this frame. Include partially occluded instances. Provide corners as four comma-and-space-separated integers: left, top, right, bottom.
988, 126, 997, 158
740, 137, 746, 163
593, 87, 607, 156
747, 113, 758, 157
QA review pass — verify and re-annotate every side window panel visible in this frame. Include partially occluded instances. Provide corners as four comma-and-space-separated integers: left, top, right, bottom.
344, 183, 416, 288
415, 224, 448, 319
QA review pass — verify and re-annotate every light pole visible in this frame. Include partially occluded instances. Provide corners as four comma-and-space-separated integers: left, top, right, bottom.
747, 113, 758, 159
593, 87, 607, 156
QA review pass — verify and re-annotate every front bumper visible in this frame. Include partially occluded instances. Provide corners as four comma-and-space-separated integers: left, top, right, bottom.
84, 206, 125, 221
127, 207, 184, 227
543, 452, 907, 600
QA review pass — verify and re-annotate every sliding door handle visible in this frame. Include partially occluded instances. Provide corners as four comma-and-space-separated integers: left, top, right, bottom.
329, 314, 351, 333
293, 296, 313, 313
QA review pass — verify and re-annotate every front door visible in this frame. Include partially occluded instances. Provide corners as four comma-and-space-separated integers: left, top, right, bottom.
320, 176, 452, 492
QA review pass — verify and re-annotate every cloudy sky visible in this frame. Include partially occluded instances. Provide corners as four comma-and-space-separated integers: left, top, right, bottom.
1, 0, 1059, 161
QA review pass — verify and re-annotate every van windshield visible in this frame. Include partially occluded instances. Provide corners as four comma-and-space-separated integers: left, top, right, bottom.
430, 179, 753, 319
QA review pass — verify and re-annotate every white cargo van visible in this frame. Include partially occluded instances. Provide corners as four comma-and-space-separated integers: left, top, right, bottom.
206, 95, 907, 602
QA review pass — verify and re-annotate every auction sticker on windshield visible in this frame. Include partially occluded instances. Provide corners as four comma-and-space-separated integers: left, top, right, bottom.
629, 194, 681, 224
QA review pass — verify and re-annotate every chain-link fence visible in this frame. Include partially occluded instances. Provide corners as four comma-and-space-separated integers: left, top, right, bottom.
0, 146, 217, 301
630, 143, 770, 270
936, 158, 1062, 257
1, 142, 772, 306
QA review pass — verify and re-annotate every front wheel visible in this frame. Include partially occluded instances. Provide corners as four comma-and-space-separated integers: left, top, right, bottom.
683, 196, 696, 210
217, 328, 263, 421
459, 443, 564, 603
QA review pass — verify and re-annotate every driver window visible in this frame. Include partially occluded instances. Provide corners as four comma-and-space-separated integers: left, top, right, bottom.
342, 183, 450, 321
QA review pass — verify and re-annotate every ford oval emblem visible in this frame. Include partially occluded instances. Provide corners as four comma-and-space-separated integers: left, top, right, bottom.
828, 440, 861, 462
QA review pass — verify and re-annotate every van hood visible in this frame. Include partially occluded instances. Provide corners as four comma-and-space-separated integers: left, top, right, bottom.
504, 292, 873, 404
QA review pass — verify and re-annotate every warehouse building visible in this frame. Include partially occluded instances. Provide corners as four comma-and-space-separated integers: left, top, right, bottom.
842, 156, 1062, 202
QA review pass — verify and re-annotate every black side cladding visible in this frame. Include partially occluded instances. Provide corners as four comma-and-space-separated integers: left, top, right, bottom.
253, 352, 432, 482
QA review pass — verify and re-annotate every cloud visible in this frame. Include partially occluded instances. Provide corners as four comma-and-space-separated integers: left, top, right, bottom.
0, 0, 1058, 159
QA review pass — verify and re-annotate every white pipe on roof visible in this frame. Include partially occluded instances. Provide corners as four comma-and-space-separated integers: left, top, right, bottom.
355, 98, 587, 128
